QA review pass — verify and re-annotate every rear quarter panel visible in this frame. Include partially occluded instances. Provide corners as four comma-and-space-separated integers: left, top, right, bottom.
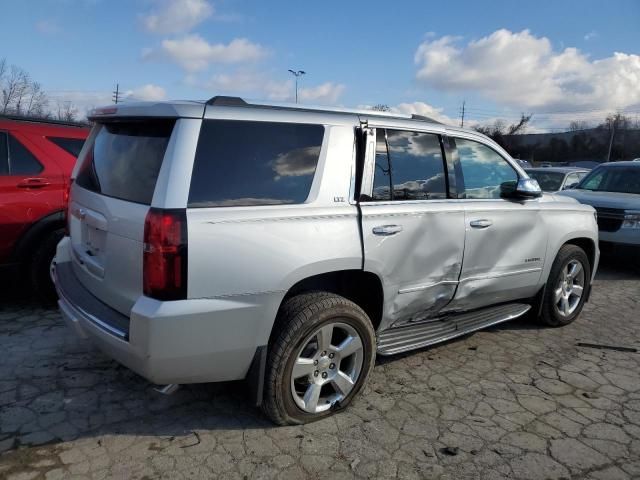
185, 123, 361, 346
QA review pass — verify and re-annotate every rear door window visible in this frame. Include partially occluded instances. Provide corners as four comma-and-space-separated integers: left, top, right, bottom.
0, 132, 8, 175
188, 120, 324, 207
75, 120, 175, 205
369, 128, 447, 201
8, 134, 43, 175
47, 136, 86, 157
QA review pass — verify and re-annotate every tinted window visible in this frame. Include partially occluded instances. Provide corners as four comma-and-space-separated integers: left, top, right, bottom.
75, 120, 174, 205
0, 132, 7, 175
455, 138, 517, 199
48, 136, 86, 158
578, 166, 640, 194
563, 173, 581, 189
188, 120, 324, 207
370, 129, 446, 201
8, 134, 43, 175
525, 170, 565, 191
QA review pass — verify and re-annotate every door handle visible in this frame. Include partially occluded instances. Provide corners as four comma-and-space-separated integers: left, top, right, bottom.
470, 219, 493, 229
372, 225, 403, 236
17, 178, 50, 189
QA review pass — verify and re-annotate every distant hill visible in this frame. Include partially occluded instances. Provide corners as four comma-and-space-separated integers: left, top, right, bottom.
502, 128, 640, 165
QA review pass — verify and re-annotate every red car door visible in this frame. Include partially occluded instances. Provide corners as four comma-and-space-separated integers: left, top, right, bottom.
0, 130, 65, 263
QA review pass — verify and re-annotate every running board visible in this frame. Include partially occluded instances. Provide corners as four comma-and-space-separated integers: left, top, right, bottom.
377, 303, 531, 356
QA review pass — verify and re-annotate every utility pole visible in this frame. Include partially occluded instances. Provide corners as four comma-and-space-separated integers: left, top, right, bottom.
460, 100, 466, 127
287, 70, 306, 103
112, 83, 120, 104
606, 116, 617, 162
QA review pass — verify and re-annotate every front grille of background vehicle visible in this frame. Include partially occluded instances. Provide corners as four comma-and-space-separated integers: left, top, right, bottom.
594, 207, 625, 232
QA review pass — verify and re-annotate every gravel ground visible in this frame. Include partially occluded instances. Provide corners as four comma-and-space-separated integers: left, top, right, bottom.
0, 253, 639, 479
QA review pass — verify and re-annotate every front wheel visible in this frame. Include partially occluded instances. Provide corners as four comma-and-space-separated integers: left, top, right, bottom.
540, 244, 591, 327
262, 292, 376, 425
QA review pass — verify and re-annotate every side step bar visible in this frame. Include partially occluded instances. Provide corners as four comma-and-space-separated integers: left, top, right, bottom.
377, 303, 531, 356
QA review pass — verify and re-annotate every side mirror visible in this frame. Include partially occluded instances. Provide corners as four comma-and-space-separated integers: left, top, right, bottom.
501, 178, 542, 199
564, 182, 578, 190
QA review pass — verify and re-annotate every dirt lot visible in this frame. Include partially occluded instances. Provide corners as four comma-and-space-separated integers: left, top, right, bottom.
1, 254, 639, 480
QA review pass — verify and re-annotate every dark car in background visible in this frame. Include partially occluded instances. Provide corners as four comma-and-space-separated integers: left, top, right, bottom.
0, 115, 89, 300
525, 167, 590, 192
559, 161, 640, 251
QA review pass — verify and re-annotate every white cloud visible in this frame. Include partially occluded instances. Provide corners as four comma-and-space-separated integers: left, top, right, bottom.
414, 29, 640, 111
124, 84, 167, 101
142, 0, 213, 34
392, 101, 456, 125
145, 35, 268, 72
584, 31, 598, 41
35, 19, 61, 35
298, 82, 345, 104
198, 71, 345, 104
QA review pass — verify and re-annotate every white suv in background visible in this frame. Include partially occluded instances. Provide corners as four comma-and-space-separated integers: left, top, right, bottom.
53, 97, 599, 424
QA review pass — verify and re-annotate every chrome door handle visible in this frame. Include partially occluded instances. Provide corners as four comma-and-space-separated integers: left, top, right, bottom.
372, 225, 403, 236
470, 219, 493, 229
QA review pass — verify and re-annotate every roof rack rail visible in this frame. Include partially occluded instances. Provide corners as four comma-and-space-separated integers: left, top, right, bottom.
206, 96, 248, 106
0, 114, 89, 128
411, 113, 440, 123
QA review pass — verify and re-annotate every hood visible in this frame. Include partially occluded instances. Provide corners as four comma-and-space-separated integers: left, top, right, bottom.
557, 189, 640, 211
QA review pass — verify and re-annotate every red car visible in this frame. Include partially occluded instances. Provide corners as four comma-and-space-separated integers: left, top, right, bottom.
0, 115, 89, 300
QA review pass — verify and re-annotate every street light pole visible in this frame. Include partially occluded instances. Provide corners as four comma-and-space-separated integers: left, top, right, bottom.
288, 69, 306, 103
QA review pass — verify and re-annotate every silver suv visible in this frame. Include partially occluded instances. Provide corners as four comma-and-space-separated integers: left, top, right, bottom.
53, 97, 599, 425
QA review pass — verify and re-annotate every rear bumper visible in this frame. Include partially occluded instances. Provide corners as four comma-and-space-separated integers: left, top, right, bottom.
53, 238, 279, 385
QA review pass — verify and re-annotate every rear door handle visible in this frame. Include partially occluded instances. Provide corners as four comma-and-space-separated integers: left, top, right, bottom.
372, 225, 403, 236
470, 219, 493, 229
17, 178, 50, 189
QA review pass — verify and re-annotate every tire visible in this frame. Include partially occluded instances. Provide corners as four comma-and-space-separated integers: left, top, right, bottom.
262, 291, 376, 425
540, 244, 591, 327
30, 228, 64, 304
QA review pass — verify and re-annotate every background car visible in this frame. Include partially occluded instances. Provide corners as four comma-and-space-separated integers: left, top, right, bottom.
0, 115, 89, 301
525, 167, 590, 192
558, 161, 640, 250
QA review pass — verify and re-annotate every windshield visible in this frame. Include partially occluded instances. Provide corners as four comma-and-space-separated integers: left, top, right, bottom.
577, 166, 640, 194
525, 171, 565, 191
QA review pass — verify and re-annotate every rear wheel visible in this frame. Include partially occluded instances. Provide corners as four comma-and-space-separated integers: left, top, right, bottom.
540, 244, 590, 327
262, 292, 376, 425
30, 228, 64, 304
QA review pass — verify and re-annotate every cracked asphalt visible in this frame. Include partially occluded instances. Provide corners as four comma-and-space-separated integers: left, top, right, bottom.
1, 253, 639, 480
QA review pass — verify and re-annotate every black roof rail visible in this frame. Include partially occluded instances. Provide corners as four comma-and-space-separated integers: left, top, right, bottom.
0, 114, 89, 128
205, 96, 248, 106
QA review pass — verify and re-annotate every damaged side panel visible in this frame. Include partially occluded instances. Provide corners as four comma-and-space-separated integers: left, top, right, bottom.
360, 203, 465, 331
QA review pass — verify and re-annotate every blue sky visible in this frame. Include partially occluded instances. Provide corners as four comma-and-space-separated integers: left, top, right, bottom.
2, 0, 639, 130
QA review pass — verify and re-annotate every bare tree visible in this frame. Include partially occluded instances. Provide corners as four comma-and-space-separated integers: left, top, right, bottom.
25, 82, 49, 117
0, 58, 50, 117
56, 100, 78, 122
371, 104, 391, 112
569, 120, 590, 131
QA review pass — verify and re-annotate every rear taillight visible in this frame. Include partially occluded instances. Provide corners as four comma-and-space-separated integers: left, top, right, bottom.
64, 181, 72, 236
143, 208, 188, 300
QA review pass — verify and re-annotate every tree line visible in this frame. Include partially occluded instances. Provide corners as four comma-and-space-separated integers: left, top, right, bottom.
1, 58, 78, 121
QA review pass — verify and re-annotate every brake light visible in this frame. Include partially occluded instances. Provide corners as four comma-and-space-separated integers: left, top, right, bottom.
143, 208, 188, 300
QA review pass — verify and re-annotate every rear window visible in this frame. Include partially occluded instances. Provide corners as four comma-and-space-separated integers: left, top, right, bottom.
75, 120, 174, 205
47, 136, 86, 157
188, 120, 324, 207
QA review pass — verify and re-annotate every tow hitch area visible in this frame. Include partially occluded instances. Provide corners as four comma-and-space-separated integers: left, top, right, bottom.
154, 384, 180, 395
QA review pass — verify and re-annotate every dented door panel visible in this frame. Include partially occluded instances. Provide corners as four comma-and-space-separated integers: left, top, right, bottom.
360, 202, 465, 330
